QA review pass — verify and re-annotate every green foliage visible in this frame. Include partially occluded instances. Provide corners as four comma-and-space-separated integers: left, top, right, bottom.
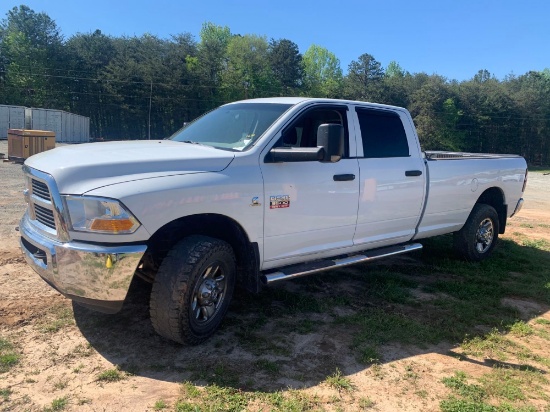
345, 53, 384, 101
302, 44, 343, 97
96, 367, 124, 382
268, 38, 304, 93
0, 388, 12, 401
335, 307, 444, 346
442, 371, 487, 402
324, 368, 355, 392
39, 304, 74, 333
358, 346, 380, 365
0, 337, 19, 373
221, 34, 274, 100
153, 399, 168, 410
44, 396, 69, 411
440, 366, 545, 412
386, 61, 405, 78
508, 321, 534, 337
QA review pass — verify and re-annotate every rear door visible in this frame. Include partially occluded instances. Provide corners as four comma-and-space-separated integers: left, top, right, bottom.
352, 106, 426, 248
259, 104, 360, 268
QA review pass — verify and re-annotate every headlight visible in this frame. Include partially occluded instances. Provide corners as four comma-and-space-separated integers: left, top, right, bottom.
62, 196, 140, 234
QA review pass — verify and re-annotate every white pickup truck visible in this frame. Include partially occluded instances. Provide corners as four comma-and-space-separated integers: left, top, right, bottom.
19, 97, 527, 344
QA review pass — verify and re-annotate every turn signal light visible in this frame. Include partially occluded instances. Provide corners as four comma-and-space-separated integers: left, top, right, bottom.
90, 219, 136, 232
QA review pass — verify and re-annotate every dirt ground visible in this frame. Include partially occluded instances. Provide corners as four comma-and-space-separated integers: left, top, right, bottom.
0, 141, 548, 411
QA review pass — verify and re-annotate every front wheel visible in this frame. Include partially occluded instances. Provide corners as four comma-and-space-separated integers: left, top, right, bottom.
454, 203, 500, 262
149, 235, 236, 345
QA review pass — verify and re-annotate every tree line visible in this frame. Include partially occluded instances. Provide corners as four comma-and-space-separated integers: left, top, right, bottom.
1, 5, 549, 164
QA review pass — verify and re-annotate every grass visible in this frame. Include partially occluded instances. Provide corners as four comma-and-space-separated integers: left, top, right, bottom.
44, 396, 69, 411
440, 366, 547, 412
442, 371, 487, 403
176, 382, 321, 412
53, 379, 68, 390
357, 345, 380, 365
96, 367, 124, 383
358, 397, 375, 409
508, 321, 534, 337
461, 329, 518, 360
70, 343, 94, 358
254, 359, 280, 374
335, 307, 445, 347
153, 399, 168, 410
324, 368, 355, 392
38, 304, 75, 333
0, 337, 19, 373
0, 388, 12, 401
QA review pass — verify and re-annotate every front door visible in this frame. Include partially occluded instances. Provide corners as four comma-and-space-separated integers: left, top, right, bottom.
260, 105, 360, 269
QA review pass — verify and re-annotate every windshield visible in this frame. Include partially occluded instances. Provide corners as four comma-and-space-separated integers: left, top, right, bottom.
170, 103, 293, 151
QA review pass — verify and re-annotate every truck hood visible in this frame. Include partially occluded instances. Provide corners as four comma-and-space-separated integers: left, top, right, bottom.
25, 140, 235, 194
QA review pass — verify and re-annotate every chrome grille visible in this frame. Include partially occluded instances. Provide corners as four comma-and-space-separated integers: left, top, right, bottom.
34, 204, 56, 229
31, 179, 51, 200
24, 165, 69, 241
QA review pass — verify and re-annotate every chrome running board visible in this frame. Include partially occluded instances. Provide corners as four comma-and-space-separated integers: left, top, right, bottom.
261, 243, 422, 285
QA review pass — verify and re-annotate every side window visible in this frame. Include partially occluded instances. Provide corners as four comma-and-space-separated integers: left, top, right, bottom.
280, 107, 349, 157
356, 108, 409, 158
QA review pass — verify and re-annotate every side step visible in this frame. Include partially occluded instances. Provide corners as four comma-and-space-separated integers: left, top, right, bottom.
261, 243, 422, 285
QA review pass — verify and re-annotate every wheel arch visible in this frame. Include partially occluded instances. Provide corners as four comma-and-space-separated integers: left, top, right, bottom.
144, 213, 261, 293
475, 187, 507, 234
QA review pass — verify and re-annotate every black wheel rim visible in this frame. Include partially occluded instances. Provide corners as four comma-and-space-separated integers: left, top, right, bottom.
190, 261, 227, 325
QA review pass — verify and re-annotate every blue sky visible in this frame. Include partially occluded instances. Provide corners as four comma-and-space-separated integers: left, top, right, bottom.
3, 0, 548, 81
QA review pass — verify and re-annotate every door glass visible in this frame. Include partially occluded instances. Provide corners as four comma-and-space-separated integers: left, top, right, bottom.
356, 108, 409, 158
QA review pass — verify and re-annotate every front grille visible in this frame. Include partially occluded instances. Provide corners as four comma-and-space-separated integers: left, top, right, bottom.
24, 166, 66, 240
32, 179, 51, 200
34, 204, 56, 229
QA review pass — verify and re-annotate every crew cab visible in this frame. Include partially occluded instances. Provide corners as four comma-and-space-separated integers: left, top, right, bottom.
19, 97, 527, 344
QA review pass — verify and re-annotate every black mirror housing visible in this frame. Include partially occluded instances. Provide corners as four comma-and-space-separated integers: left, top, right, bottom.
317, 124, 344, 162
267, 146, 325, 163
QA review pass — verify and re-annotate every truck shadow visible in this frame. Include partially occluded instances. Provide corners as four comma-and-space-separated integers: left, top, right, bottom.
73, 235, 550, 392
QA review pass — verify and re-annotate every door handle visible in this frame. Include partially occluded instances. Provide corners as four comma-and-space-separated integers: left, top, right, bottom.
333, 174, 355, 181
405, 170, 422, 177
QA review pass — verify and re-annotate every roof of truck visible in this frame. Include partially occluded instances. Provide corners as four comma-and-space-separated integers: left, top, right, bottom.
231, 97, 405, 111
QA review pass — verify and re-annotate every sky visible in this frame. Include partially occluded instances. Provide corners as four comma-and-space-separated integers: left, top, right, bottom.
2, 0, 549, 81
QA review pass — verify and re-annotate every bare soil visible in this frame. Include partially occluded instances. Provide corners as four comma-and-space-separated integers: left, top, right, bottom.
0, 141, 548, 411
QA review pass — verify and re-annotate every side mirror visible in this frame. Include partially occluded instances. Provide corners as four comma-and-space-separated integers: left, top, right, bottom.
317, 124, 344, 162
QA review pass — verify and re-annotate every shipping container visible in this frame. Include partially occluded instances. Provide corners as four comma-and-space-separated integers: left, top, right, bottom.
0, 105, 26, 138
0, 107, 8, 138
2, 106, 90, 143
3, 105, 91, 143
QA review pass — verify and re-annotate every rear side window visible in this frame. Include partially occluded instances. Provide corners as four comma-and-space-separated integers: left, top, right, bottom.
356, 108, 409, 158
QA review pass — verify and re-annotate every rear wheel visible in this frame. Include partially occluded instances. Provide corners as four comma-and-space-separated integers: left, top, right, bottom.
454, 203, 499, 262
150, 235, 236, 344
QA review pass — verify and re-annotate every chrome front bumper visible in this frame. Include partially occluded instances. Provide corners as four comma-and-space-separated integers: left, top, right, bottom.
19, 212, 147, 313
